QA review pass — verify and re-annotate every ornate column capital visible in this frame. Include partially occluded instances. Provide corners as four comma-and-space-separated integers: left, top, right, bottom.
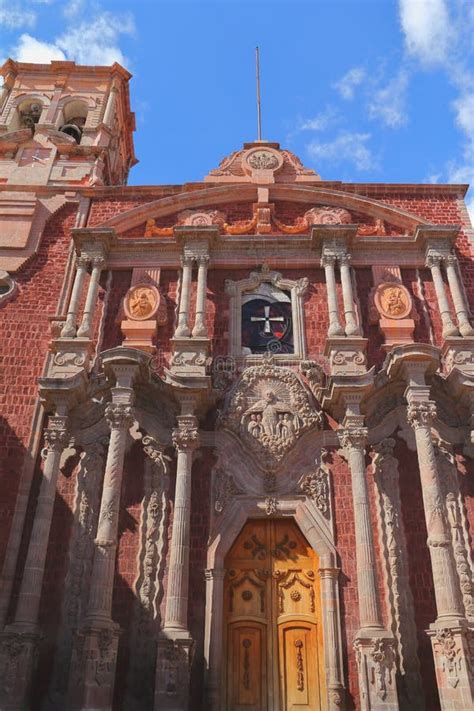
407, 400, 437, 429
445, 253, 458, 267
337, 427, 368, 451
90, 254, 106, 270
425, 253, 444, 269
41, 426, 69, 458
338, 252, 351, 267
196, 254, 210, 266
105, 402, 134, 430
75, 254, 90, 270
180, 255, 195, 268
320, 253, 337, 268
172, 421, 200, 452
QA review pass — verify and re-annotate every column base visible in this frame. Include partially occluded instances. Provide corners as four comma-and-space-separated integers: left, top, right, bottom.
427, 623, 474, 710
170, 337, 211, 377
67, 621, 120, 711
154, 630, 194, 711
442, 336, 474, 375
324, 336, 368, 376
49, 336, 95, 377
353, 631, 400, 710
0, 626, 40, 711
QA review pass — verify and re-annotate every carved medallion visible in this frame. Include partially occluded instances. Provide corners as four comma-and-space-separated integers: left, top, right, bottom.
219, 363, 322, 468
242, 147, 283, 176
178, 209, 225, 227
305, 206, 352, 225
374, 282, 412, 320
124, 284, 160, 321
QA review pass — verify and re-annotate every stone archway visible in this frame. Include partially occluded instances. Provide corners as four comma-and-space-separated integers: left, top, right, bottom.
203, 496, 346, 711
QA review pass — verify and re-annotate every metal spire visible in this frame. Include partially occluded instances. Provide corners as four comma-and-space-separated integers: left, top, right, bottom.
256, 46, 262, 141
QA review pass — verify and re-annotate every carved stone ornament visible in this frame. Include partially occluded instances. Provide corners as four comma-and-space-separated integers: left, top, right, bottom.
305, 206, 352, 225
243, 147, 283, 175
123, 284, 160, 321
300, 449, 330, 519
374, 282, 412, 320
177, 209, 226, 227
219, 363, 322, 468
407, 401, 437, 429
433, 628, 461, 688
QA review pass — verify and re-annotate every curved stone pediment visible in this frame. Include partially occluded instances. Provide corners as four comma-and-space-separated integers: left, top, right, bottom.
218, 363, 323, 469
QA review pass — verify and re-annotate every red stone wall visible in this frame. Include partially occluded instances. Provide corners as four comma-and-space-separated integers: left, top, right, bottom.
0, 203, 77, 572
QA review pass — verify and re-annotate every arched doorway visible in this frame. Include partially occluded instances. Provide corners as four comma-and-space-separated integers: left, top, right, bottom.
223, 519, 326, 710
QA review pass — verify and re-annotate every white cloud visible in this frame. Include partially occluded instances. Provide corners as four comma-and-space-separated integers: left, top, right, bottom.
307, 132, 376, 171
333, 67, 366, 100
12, 33, 65, 62
368, 71, 409, 128
0, 1, 36, 29
63, 0, 85, 19
8, 10, 135, 67
452, 93, 474, 136
299, 106, 341, 132
55, 12, 135, 66
399, 0, 453, 64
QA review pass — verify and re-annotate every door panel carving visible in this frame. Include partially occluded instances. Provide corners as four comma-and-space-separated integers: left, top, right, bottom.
224, 520, 325, 710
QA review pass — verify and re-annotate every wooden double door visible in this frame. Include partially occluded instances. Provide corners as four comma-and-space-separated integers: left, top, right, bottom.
223, 519, 325, 710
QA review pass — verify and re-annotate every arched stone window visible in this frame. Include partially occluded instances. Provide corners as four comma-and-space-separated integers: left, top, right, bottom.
58, 99, 89, 144
225, 267, 308, 360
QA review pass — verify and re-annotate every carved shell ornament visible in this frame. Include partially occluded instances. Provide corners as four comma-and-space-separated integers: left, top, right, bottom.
124, 284, 160, 321
219, 363, 323, 468
242, 147, 284, 176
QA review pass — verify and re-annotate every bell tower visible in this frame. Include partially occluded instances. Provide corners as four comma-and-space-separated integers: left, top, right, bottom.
0, 59, 137, 273
0, 58, 137, 187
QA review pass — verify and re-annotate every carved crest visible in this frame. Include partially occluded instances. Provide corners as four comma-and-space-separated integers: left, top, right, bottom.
219, 364, 322, 468
374, 282, 412, 320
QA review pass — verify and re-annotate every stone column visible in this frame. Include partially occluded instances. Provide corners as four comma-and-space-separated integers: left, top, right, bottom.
174, 256, 193, 337
338, 426, 382, 631
425, 254, 458, 338
406, 399, 464, 621
103, 83, 118, 129
321, 254, 344, 336
319, 565, 346, 710
163, 416, 199, 632
339, 253, 361, 336
372, 439, 424, 709
156, 415, 199, 711
338, 404, 399, 710
61, 254, 89, 337
77, 254, 105, 338
68, 379, 135, 711
406, 396, 474, 709
192, 255, 209, 337
444, 254, 474, 336
0, 412, 69, 710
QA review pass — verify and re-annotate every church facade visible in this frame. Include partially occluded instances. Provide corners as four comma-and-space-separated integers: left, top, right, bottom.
0, 59, 473, 711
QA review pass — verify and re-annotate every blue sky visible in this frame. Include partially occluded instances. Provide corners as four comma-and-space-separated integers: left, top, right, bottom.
1, 0, 473, 216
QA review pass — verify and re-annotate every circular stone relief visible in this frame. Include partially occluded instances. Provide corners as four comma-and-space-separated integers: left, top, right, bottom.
124, 284, 160, 321
243, 147, 283, 175
374, 282, 412, 320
